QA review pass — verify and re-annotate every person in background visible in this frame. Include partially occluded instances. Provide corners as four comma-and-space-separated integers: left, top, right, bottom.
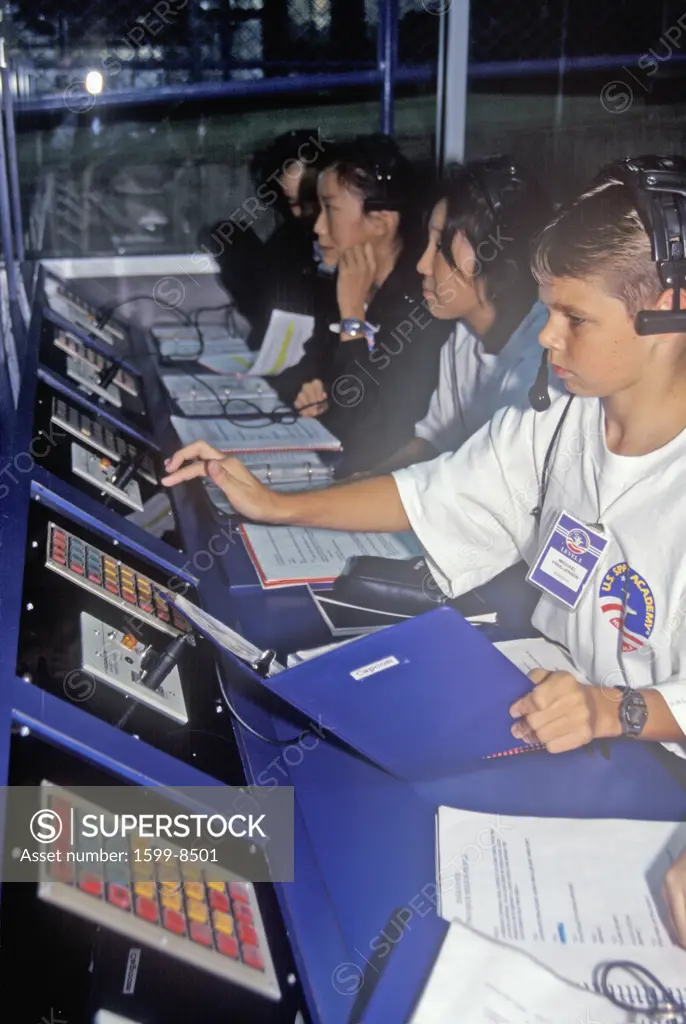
370, 157, 563, 475
272, 134, 453, 475
200, 128, 334, 348
665, 849, 686, 948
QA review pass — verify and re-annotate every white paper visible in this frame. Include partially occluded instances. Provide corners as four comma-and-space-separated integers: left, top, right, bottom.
410, 920, 630, 1024
240, 525, 423, 586
247, 309, 315, 376
170, 415, 341, 452
166, 593, 284, 674
286, 636, 363, 667
436, 807, 686, 1002
198, 351, 255, 374
493, 636, 591, 683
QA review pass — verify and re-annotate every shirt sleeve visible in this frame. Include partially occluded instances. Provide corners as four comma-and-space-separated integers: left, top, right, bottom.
393, 404, 542, 598
414, 326, 469, 453
651, 681, 686, 757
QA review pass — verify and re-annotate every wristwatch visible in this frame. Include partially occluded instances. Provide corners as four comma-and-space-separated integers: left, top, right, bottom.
615, 686, 648, 737
339, 318, 379, 350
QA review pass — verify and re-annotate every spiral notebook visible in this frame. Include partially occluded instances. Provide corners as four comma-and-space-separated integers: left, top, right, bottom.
436, 807, 686, 1009
169, 415, 342, 452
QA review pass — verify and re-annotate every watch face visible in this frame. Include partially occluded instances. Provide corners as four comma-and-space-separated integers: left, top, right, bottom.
622, 692, 648, 734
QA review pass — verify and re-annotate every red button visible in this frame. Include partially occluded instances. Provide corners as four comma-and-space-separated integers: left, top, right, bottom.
105, 583, 119, 593
229, 882, 249, 903
237, 921, 257, 946
163, 908, 186, 935
107, 884, 131, 910
122, 592, 136, 604
233, 902, 253, 924
216, 933, 239, 959
190, 921, 213, 947
241, 944, 264, 970
79, 872, 103, 897
208, 889, 230, 912
135, 896, 159, 923
70, 563, 85, 575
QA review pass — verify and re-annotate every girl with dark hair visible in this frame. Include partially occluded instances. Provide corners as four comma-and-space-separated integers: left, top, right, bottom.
202, 128, 334, 349
273, 134, 451, 475
370, 156, 564, 473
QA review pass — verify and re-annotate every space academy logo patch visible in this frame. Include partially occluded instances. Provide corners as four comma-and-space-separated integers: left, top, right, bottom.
566, 528, 590, 555
598, 563, 656, 653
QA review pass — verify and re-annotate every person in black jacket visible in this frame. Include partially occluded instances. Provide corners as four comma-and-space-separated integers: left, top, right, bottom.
200, 128, 335, 349
272, 136, 453, 475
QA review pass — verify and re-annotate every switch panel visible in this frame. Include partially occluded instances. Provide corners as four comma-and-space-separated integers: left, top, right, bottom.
80, 611, 187, 723
51, 396, 157, 484
70, 442, 144, 512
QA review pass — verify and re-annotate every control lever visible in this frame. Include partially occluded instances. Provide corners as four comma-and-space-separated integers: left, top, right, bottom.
139, 633, 193, 692
98, 362, 119, 389
110, 450, 145, 490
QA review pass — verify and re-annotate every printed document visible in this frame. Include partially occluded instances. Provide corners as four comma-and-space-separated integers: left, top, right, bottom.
167, 594, 284, 674
410, 920, 630, 1023
247, 309, 314, 376
170, 415, 341, 451
436, 807, 686, 1002
240, 525, 423, 586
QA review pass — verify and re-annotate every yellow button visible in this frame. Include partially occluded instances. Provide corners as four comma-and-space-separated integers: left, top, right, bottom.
161, 892, 182, 912
187, 900, 208, 924
212, 911, 234, 935
158, 879, 182, 895
134, 881, 155, 899
206, 880, 226, 892
184, 882, 204, 902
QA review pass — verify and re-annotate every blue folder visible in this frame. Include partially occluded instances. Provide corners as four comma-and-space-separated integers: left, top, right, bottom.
186, 603, 538, 782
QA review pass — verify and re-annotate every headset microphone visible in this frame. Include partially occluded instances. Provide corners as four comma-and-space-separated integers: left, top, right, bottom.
528, 350, 551, 411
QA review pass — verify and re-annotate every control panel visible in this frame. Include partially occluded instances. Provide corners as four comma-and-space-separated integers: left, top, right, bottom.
39, 314, 148, 432
1, 735, 304, 1024
38, 780, 280, 999
44, 274, 128, 349
31, 380, 178, 541
17, 499, 243, 779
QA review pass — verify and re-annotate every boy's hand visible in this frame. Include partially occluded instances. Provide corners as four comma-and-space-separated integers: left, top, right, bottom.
161, 441, 285, 523
509, 669, 622, 753
294, 379, 328, 416
664, 851, 686, 947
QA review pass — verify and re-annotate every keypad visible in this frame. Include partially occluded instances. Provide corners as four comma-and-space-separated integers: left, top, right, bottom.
37, 782, 279, 999
47, 523, 191, 638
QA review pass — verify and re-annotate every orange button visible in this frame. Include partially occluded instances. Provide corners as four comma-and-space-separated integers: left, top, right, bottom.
134, 881, 155, 899
184, 882, 204, 902
186, 899, 208, 924
212, 910, 234, 935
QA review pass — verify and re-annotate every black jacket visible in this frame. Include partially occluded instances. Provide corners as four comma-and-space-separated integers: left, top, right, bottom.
273, 248, 453, 474
200, 217, 333, 349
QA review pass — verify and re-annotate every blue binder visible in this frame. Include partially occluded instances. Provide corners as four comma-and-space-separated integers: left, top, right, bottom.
181, 603, 536, 782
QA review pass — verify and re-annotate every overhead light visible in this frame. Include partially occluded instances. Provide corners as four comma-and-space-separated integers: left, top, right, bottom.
85, 70, 103, 95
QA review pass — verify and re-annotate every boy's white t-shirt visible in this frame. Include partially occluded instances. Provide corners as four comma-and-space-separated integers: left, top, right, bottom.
394, 393, 686, 756
414, 302, 563, 454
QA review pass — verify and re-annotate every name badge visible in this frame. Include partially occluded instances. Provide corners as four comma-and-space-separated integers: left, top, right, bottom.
527, 511, 608, 610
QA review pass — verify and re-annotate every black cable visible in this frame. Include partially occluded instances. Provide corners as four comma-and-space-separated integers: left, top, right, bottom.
180, 371, 319, 426
214, 663, 307, 746
531, 395, 575, 524
95, 294, 205, 357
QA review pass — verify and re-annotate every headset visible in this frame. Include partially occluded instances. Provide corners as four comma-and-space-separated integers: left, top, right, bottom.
528, 154, 686, 413
362, 137, 408, 213
467, 155, 523, 221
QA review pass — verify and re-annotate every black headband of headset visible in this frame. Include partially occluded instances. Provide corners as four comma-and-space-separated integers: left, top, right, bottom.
602, 155, 686, 335
466, 155, 522, 220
